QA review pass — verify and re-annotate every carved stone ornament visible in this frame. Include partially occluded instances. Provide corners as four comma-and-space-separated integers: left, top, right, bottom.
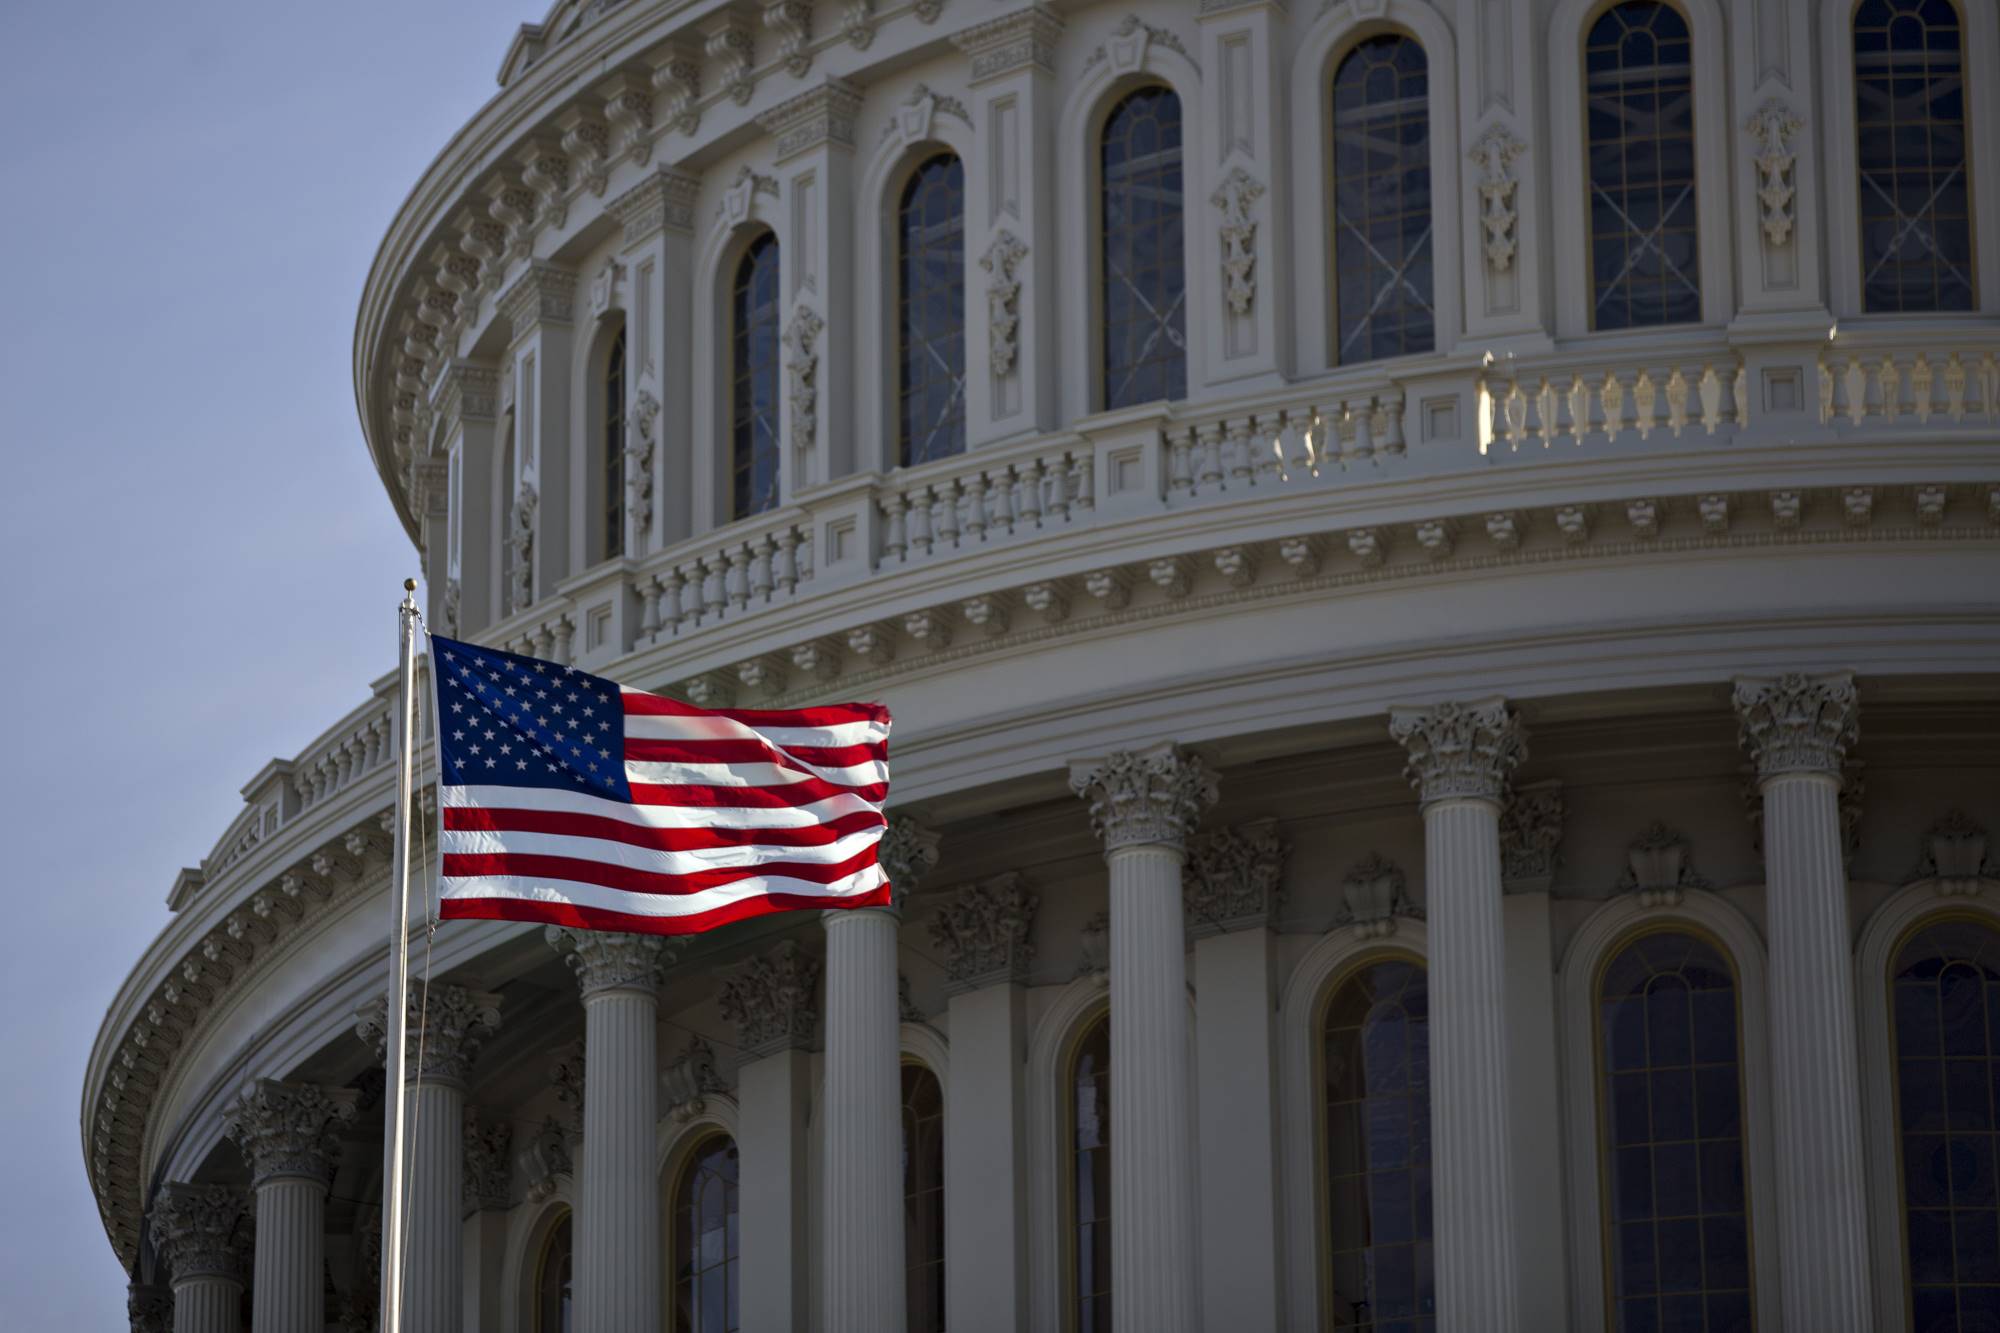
951, 6, 1063, 83
1616, 822, 1711, 908
1500, 779, 1564, 892
662, 1034, 729, 1122
1468, 123, 1527, 272
588, 257, 625, 317
1744, 99, 1805, 247
719, 165, 778, 227
1182, 818, 1288, 936
1085, 14, 1190, 75
980, 230, 1029, 377
875, 815, 941, 908
508, 482, 537, 614
127, 1284, 172, 1333
546, 927, 675, 997
1210, 167, 1266, 316
878, 83, 972, 148
519, 1115, 572, 1203
1908, 810, 1995, 897
548, 1038, 586, 1133
783, 304, 825, 452
928, 872, 1038, 989
149, 1183, 249, 1284
1388, 697, 1528, 806
1334, 853, 1421, 939
704, 16, 756, 107
1733, 672, 1859, 781
899, 974, 925, 1023
462, 1110, 513, 1213
717, 940, 823, 1056
764, 0, 815, 78
225, 1079, 358, 1187
626, 386, 659, 537
1077, 911, 1112, 982
442, 576, 461, 636
1071, 744, 1220, 853
756, 77, 863, 162
355, 982, 502, 1084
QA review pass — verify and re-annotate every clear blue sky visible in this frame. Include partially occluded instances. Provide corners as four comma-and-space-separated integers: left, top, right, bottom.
0, 2, 523, 1320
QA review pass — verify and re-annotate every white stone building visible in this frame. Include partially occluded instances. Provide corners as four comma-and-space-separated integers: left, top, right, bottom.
83, 0, 2000, 1330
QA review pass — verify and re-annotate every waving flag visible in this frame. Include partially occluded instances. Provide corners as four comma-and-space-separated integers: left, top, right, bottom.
428, 635, 891, 935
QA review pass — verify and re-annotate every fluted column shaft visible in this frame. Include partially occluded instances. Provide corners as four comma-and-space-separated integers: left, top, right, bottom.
404, 1077, 465, 1331
580, 983, 662, 1333
171, 1276, 241, 1333
248, 1175, 325, 1333
822, 906, 908, 1332
150, 1184, 248, 1333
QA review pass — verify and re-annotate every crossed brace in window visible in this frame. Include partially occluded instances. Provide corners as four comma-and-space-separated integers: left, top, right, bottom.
907, 335, 965, 463
1337, 214, 1434, 359
1105, 258, 1187, 405
1860, 162, 1972, 297
1590, 179, 1700, 317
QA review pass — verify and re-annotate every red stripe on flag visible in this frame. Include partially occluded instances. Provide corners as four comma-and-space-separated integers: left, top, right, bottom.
621, 692, 890, 727
438, 883, 892, 936
443, 804, 885, 850
442, 845, 880, 895
622, 737, 887, 768
626, 778, 890, 808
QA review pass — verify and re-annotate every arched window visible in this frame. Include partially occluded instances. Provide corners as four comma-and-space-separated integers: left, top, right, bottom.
1585, 1, 1701, 329
670, 1134, 741, 1333
899, 154, 967, 467
1069, 1011, 1112, 1332
1891, 917, 2000, 1328
903, 1062, 946, 1332
1100, 87, 1187, 410
602, 325, 626, 561
1855, 0, 1975, 312
731, 234, 781, 519
535, 1211, 573, 1333
1321, 956, 1432, 1330
1331, 35, 1434, 363
1596, 931, 1752, 1330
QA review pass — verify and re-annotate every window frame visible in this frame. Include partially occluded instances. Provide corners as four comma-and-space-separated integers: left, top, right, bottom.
1060, 1003, 1112, 1333
728, 230, 783, 522
597, 321, 627, 563
894, 151, 969, 469
533, 1208, 573, 1333
1094, 82, 1191, 413
665, 1129, 741, 1333
901, 1057, 948, 1333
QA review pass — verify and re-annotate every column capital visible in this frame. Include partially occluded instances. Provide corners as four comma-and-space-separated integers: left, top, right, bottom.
127, 1283, 171, 1333
1183, 818, 1289, 936
496, 260, 575, 338
928, 872, 1038, 991
463, 1109, 514, 1214
876, 815, 941, 910
1734, 671, 1859, 780
546, 927, 676, 998
225, 1079, 358, 1187
355, 981, 503, 1083
1070, 743, 1219, 854
717, 940, 822, 1057
755, 75, 863, 163
1388, 696, 1527, 806
950, 4, 1064, 84
149, 1183, 249, 1285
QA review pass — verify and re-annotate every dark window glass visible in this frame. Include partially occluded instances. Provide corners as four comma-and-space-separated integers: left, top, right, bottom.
1893, 918, 2000, 1327
1324, 958, 1434, 1331
536, 1212, 572, 1333
1100, 87, 1187, 408
904, 1063, 946, 1332
1598, 932, 1754, 1331
1071, 1013, 1112, 1333
603, 325, 625, 561
671, 1135, 741, 1333
1332, 35, 1434, 363
1585, 2, 1701, 329
1855, 0, 1975, 312
731, 234, 781, 518
898, 154, 967, 467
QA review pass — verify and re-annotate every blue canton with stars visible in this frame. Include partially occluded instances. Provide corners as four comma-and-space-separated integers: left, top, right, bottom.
431, 635, 632, 800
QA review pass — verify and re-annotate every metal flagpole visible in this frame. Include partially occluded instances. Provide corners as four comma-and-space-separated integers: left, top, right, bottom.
380, 577, 421, 1333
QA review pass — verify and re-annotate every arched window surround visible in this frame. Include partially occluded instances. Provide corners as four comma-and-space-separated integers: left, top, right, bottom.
501, 1191, 577, 1333
1558, 892, 1782, 1330
1547, 0, 1735, 338
1289, 3, 1465, 374
1818, 0, 2000, 318
693, 180, 787, 532
658, 1096, 743, 1332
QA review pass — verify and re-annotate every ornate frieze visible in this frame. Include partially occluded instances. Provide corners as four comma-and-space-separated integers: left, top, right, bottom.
547, 927, 675, 997
432, 360, 498, 424
951, 5, 1063, 84
1182, 818, 1288, 936
609, 167, 701, 242
1388, 697, 1527, 805
1468, 123, 1527, 272
355, 982, 503, 1084
1616, 822, 1709, 908
1499, 778, 1564, 892
149, 1183, 249, 1284
717, 941, 822, 1056
980, 231, 1029, 377
662, 1035, 729, 1122
928, 872, 1037, 989
1211, 167, 1265, 316
1908, 810, 1994, 896
225, 1079, 357, 1187
462, 1110, 513, 1213
784, 304, 825, 450
496, 261, 575, 336
876, 815, 940, 908
757, 78, 863, 164
1744, 99, 1804, 247
1334, 853, 1420, 939
1734, 672, 1859, 781
1072, 744, 1219, 853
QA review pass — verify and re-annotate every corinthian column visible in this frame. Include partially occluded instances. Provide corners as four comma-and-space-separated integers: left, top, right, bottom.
1070, 744, 1218, 1333
357, 981, 502, 1333
1388, 698, 1527, 1333
1734, 672, 1871, 1327
548, 929, 673, 1333
821, 817, 939, 1333
224, 1080, 357, 1333
149, 1183, 248, 1333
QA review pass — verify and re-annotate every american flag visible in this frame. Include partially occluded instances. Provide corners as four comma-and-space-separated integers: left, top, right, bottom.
429, 635, 892, 935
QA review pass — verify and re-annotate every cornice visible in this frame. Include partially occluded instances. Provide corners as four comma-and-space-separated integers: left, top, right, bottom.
755, 76, 865, 163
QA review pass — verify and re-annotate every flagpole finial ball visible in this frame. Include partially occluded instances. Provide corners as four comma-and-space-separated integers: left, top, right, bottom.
404, 577, 418, 592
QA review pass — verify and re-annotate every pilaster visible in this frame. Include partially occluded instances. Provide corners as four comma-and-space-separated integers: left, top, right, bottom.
1195, 0, 1288, 386
496, 261, 577, 608
1457, 0, 1551, 345
608, 167, 701, 551
432, 360, 500, 635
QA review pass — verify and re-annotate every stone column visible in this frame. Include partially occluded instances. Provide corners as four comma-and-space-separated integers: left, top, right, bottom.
1070, 744, 1218, 1333
1388, 698, 1529, 1333
224, 1080, 357, 1333
463, 1108, 516, 1330
549, 929, 672, 1333
149, 1183, 248, 1333
1735, 672, 1872, 1327
820, 818, 939, 1332
357, 982, 502, 1333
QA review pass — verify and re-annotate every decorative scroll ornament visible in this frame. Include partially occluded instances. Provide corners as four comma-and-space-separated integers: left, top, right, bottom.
1616, 822, 1710, 908
705, 17, 756, 106
650, 44, 703, 136
1388, 697, 1527, 805
1733, 672, 1858, 780
462, 1110, 513, 1212
443, 576, 461, 636
1334, 853, 1420, 939
149, 1183, 249, 1283
1085, 14, 1190, 74
1468, 124, 1527, 272
717, 941, 822, 1056
1182, 818, 1288, 935
928, 872, 1038, 989
225, 1079, 358, 1187
763, 0, 814, 78
842, 0, 877, 49
1499, 779, 1564, 892
1211, 167, 1266, 316
588, 258, 625, 317
1077, 911, 1111, 983
508, 482, 537, 614
720, 165, 777, 227
663, 1035, 730, 1122
783, 304, 825, 452
1071, 744, 1219, 853
626, 387, 659, 538
1744, 99, 1805, 246
519, 1115, 572, 1203
1908, 810, 1995, 897
875, 815, 940, 908
547, 927, 675, 997
547, 1038, 586, 1136
980, 231, 1029, 377
355, 982, 503, 1083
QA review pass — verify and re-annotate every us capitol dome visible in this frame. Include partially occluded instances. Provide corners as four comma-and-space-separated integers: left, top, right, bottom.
85, 1, 2000, 1330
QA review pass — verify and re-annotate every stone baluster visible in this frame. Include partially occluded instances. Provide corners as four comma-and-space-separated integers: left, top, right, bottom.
149, 1183, 249, 1333
1734, 672, 1872, 1328
1388, 698, 1528, 1333
547, 929, 673, 1333
1069, 745, 1218, 1333
224, 1080, 358, 1333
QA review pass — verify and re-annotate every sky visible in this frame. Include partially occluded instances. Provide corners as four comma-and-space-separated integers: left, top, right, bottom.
0, 2, 526, 1320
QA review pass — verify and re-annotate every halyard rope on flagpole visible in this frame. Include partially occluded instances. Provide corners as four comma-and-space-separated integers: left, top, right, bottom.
380, 578, 421, 1333
395, 625, 442, 1321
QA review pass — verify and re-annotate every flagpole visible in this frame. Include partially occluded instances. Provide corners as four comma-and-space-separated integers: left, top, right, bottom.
380, 577, 421, 1333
